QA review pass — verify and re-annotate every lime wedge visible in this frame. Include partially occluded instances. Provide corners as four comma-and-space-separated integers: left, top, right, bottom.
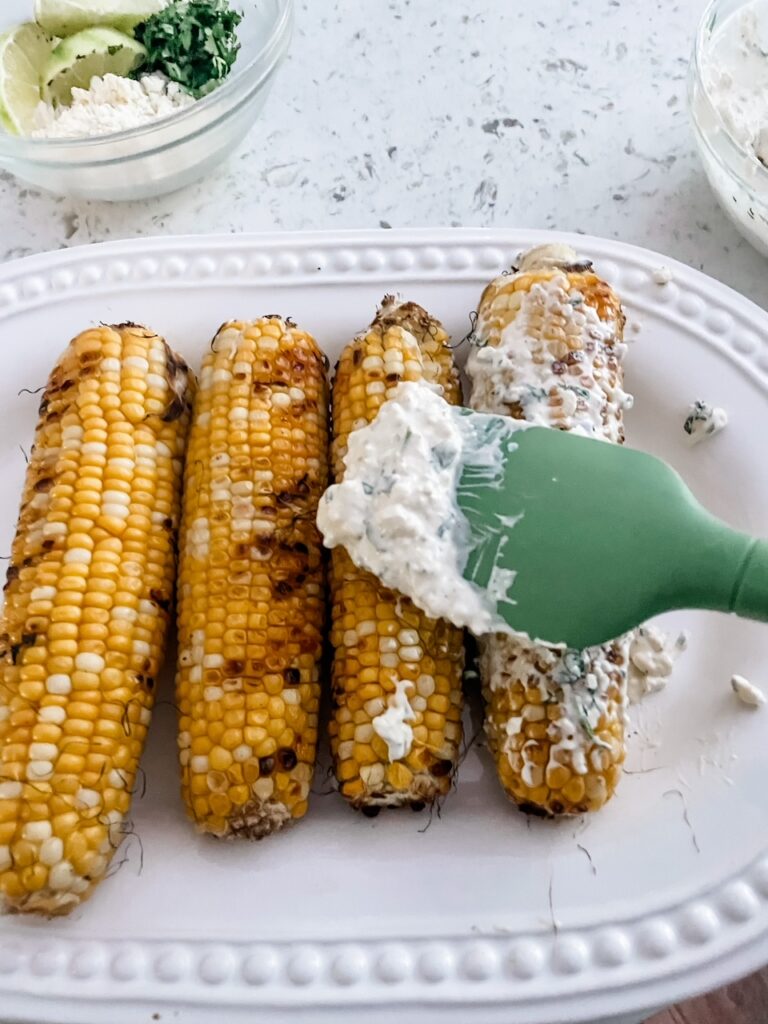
34, 0, 168, 38
0, 23, 54, 135
43, 27, 146, 106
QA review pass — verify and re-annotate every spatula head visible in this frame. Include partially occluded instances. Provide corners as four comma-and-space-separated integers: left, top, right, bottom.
457, 425, 740, 649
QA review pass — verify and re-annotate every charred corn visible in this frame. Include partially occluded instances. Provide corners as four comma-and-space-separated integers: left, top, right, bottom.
329, 297, 465, 811
0, 325, 193, 915
466, 245, 630, 816
176, 318, 329, 839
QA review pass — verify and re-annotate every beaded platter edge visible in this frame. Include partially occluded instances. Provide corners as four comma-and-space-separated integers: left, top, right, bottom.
0, 231, 767, 1021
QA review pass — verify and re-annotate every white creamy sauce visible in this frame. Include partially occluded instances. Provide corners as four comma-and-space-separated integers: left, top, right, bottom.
317, 380, 519, 636
683, 400, 729, 444
481, 635, 626, 782
730, 673, 766, 707
466, 273, 632, 440
702, 6, 768, 167
371, 680, 417, 761
31, 73, 194, 139
627, 626, 689, 704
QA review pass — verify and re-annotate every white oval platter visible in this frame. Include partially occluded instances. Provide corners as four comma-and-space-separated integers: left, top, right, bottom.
0, 229, 766, 1024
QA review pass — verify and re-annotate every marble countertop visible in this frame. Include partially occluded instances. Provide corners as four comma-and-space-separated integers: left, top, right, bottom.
1, 0, 767, 309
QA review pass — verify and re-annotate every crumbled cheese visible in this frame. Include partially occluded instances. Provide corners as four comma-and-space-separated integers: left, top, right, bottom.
652, 266, 673, 285
730, 674, 766, 707
628, 626, 689, 703
31, 73, 194, 139
683, 400, 729, 444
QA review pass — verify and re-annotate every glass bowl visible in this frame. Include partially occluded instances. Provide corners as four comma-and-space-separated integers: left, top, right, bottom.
688, 0, 768, 255
0, 0, 292, 201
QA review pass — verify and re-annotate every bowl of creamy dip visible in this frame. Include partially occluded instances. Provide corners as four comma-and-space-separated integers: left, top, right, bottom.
689, 0, 768, 254
0, 0, 292, 201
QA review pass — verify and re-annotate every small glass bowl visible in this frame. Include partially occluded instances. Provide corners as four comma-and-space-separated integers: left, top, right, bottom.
688, 0, 768, 255
0, 0, 292, 201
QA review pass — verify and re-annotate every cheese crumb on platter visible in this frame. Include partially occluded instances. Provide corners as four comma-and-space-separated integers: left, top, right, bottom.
731, 674, 766, 708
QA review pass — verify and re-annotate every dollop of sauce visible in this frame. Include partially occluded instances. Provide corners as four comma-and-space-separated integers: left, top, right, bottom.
702, 5, 768, 168
371, 680, 417, 760
731, 673, 766, 707
683, 400, 729, 444
317, 380, 518, 636
627, 626, 689, 704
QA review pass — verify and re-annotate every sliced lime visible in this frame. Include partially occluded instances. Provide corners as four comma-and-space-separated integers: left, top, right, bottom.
43, 27, 146, 107
34, 0, 168, 38
0, 23, 54, 135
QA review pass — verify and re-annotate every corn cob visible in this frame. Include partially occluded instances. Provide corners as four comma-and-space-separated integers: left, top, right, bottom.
329, 297, 465, 811
176, 318, 329, 839
0, 325, 193, 915
466, 245, 630, 816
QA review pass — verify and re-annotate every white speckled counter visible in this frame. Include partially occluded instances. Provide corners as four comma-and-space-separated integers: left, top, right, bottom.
0, 0, 766, 309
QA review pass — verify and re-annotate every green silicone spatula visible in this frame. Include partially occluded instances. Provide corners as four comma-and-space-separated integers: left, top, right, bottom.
458, 424, 768, 649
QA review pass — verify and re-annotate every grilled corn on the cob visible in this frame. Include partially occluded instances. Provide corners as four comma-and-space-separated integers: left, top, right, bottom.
176, 318, 329, 839
0, 325, 193, 915
466, 245, 630, 816
329, 297, 465, 811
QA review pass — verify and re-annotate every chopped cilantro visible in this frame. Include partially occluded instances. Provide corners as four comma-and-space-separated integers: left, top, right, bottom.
683, 400, 709, 437
431, 442, 455, 469
135, 0, 242, 98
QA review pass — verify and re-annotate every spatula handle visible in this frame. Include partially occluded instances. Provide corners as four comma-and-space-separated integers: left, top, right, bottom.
731, 539, 768, 624
664, 514, 768, 628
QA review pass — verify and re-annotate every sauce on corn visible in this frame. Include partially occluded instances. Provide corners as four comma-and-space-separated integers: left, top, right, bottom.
467, 244, 630, 816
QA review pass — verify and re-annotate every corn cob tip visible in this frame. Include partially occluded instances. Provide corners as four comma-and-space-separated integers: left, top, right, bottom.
1, 888, 79, 917
518, 243, 581, 272
205, 800, 293, 841
374, 296, 444, 343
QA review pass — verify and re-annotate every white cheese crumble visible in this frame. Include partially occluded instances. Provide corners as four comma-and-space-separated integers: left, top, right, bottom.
317, 380, 518, 637
31, 73, 194, 139
371, 680, 417, 761
627, 626, 689, 704
683, 400, 729, 444
652, 266, 673, 285
730, 673, 766, 707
